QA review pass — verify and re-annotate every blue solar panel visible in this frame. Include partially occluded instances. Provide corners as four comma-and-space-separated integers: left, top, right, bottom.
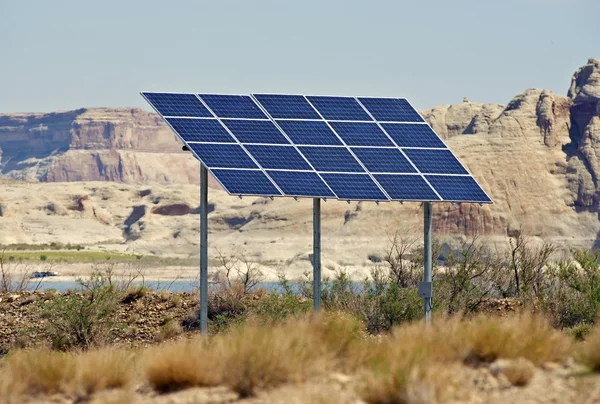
403, 149, 468, 175
187, 144, 257, 169
306, 96, 372, 121
374, 174, 440, 201
329, 122, 394, 146
381, 123, 446, 148
143, 93, 212, 117
144, 92, 492, 203
267, 170, 335, 197
199, 94, 267, 119
276, 121, 342, 146
165, 118, 234, 143
425, 175, 491, 203
221, 119, 289, 144
351, 148, 416, 173
320, 174, 387, 200
358, 98, 424, 122
298, 147, 364, 172
211, 169, 281, 196
245, 145, 312, 170
253, 94, 321, 119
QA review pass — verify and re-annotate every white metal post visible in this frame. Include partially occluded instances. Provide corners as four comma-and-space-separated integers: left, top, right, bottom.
200, 165, 209, 333
423, 202, 433, 325
313, 198, 321, 311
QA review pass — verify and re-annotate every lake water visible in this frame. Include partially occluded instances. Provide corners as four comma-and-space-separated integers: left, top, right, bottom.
21, 279, 364, 295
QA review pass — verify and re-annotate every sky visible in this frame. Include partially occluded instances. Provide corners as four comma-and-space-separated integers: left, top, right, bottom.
1, 0, 598, 113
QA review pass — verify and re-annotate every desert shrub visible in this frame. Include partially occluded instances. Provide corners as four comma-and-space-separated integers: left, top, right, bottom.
435, 237, 506, 316
540, 249, 600, 328
40, 271, 121, 350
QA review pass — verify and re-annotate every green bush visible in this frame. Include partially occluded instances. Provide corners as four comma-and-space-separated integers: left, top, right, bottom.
39, 271, 122, 350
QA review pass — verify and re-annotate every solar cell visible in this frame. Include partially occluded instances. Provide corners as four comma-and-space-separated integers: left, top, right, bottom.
276, 120, 342, 145
306, 96, 372, 121
403, 149, 468, 175
211, 169, 281, 196
199, 94, 267, 119
329, 122, 394, 146
351, 148, 416, 173
267, 170, 335, 197
165, 118, 234, 143
187, 143, 258, 169
221, 119, 290, 144
425, 175, 491, 203
245, 145, 312, 170
358, 97, 424, 122
374, 174, 440, 201
142, 93, 212, 117
298, 146, 364, 173
252, 94, 321, 119
381, 123, 446, 148
320, 174, 387, 200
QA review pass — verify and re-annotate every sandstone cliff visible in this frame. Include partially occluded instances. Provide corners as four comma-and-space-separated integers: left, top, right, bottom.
0, 108, 203, 184
1, 59, 600, 269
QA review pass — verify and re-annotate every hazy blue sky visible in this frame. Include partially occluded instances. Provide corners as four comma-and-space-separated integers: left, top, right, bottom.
1, 0, 598, 113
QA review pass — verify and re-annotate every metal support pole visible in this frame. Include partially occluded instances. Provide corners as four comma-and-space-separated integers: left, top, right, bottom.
313, 198, 321, 311
199, 165, 208, 333
423, 201, 433, 325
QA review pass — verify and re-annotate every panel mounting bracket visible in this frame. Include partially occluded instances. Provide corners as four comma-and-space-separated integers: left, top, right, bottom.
418, 281, 433, 299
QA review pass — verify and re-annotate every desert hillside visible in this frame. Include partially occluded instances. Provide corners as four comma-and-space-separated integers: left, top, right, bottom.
0, 58, 599, 271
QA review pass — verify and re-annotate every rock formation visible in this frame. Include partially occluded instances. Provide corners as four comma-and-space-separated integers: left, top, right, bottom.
1, 59, 600, 269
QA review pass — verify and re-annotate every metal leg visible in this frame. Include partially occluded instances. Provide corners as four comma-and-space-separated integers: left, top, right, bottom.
313, 198, 321, 311
200, 165, 208, 333
423, 202, 433, 325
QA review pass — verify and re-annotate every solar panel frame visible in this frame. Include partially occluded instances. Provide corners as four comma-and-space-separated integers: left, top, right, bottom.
142, 91, 492, 204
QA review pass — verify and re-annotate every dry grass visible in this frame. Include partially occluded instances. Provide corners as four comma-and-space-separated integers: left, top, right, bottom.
358, 312, 569, 403
0, 348, 137, 401
74, 348, 137, 396
6, 349, 77, 395
500, 358, 536, 386
0, 311, 583, 403
464, 312, 571, 365
155, 319, 184, 342
578, 323, 600, 372
144, 336, 225, 392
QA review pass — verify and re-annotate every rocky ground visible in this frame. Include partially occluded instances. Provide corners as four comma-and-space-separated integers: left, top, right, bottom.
0, 290, 200, 351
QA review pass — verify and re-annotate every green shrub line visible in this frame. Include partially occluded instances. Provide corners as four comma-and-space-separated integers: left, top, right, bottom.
4, 231, 600, 351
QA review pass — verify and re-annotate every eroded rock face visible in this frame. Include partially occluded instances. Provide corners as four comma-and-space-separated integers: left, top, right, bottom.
422, 101, 504, 139
565, 58, 600, 209
0, 108, 204, 184
0, 59, 600, 255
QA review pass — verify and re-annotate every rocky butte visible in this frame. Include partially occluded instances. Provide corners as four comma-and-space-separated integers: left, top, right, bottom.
0, 58, 599, 274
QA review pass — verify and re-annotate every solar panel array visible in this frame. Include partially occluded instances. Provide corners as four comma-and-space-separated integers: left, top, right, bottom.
142, 92, 492, 203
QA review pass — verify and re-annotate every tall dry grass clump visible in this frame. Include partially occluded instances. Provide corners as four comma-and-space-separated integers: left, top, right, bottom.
143, 312, 365, 397
464, 312, 572, 364
359, 312, 571, 403
578, 323, 600, 372
74, 348, 137, 396
5, 349, 77, 395
0, 348, 137, 401
144, 336, 225, 392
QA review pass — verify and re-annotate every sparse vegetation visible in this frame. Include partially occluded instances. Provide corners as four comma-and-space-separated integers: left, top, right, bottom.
3, 232, 600, 401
